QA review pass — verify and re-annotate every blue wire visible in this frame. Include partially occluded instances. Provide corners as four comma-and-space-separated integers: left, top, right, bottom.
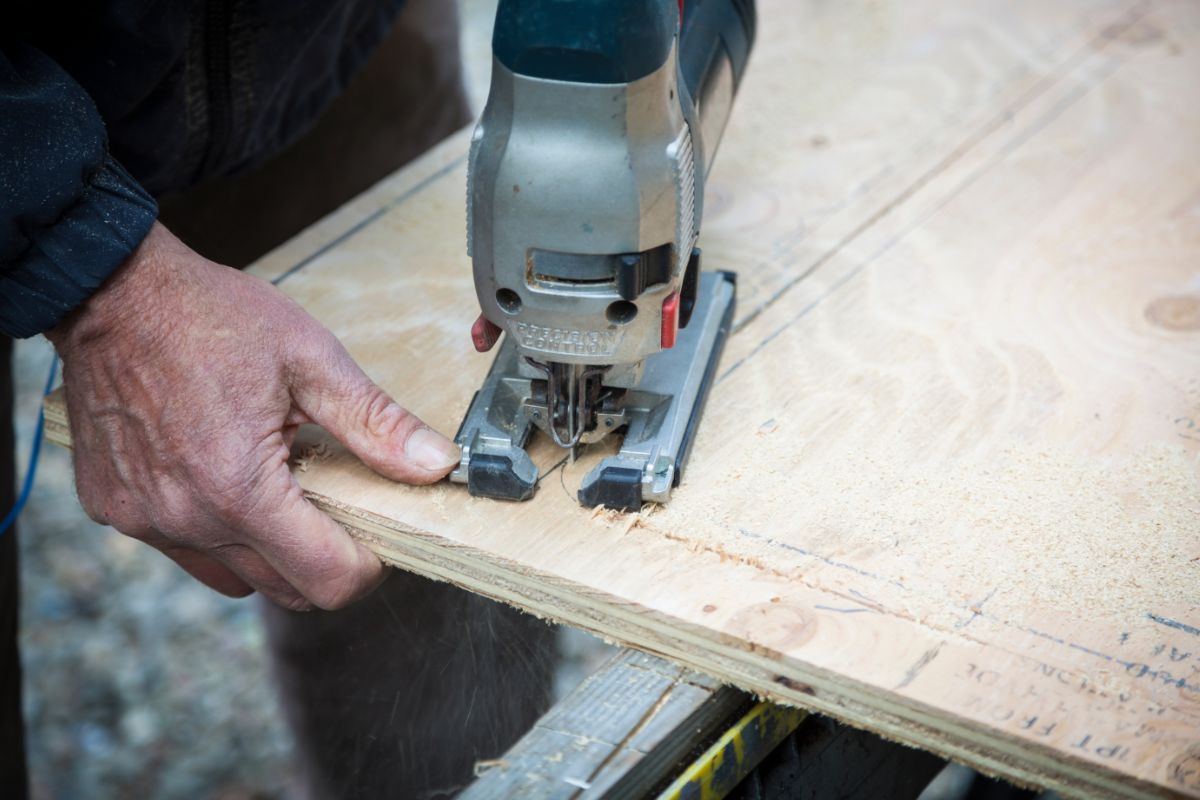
0, 354, 59, 536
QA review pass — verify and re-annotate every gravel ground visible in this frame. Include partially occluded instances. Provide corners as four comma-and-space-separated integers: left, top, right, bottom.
12, 336, 612, 799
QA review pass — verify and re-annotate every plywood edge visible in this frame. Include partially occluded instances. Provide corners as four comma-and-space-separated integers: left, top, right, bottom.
43, 389, 68, 447
315, 496, 1168, 800
38, 331, 1171, 800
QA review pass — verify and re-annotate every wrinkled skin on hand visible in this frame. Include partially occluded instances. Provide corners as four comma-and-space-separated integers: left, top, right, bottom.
46, 223, 461, 611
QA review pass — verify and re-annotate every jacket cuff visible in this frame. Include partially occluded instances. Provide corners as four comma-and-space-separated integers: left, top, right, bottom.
0, 157, 157, 338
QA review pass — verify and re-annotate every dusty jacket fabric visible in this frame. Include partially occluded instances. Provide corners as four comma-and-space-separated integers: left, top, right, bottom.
0, 0, 405, 338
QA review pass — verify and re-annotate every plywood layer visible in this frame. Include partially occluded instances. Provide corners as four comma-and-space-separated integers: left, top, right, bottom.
46, 0, 1200, 796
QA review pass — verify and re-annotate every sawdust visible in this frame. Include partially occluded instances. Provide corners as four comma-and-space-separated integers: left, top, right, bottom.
472, 759, 509, 777
588, 506, 621, 524
291, 440, 331, 473
647, 438, 1200, 644
589, 504, 658, 536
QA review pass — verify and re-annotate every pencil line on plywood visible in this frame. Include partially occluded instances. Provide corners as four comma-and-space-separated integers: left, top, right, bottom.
272, 154, 468, 287
717, 518, 1200, 705
1146, 613, 1200, 639
894, 642, 947, 690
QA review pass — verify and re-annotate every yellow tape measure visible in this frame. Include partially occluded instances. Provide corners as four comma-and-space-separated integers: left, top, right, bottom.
655, 702, 808, 800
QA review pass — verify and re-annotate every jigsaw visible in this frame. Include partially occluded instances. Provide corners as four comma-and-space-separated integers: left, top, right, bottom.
452, 0, 756, 511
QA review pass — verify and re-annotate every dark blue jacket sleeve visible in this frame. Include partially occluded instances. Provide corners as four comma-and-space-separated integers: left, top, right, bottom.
0, 42, 157, 339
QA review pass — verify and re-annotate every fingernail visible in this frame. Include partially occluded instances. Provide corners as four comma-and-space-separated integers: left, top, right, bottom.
406, 427, 461, 472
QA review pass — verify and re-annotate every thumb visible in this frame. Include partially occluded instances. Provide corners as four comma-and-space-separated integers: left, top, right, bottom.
290, 337, 460, 485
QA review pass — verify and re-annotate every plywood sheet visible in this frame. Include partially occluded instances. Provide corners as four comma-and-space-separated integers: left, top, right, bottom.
46, 0, 1200, 796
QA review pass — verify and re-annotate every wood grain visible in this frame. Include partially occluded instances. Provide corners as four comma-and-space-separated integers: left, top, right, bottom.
46, 0, 1200, 796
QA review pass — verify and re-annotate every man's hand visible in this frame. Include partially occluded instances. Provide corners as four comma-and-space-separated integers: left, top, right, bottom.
46, 223, 461, 611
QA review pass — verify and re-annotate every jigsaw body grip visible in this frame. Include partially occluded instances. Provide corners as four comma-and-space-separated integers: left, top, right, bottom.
492, 0, 678, 84
680, 0, 756, 168
470, 0, 757, 366
492, 0, 756, 169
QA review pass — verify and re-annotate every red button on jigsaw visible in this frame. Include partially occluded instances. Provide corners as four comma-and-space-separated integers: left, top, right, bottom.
471, 314, 502, 353
661, 292, 681, 350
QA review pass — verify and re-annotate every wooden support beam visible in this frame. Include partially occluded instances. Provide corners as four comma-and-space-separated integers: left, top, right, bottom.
460, 649, 749, 799
461, 649, 943, 800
